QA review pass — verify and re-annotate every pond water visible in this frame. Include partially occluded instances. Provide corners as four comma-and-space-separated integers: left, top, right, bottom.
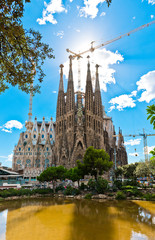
0, 198, 155, 240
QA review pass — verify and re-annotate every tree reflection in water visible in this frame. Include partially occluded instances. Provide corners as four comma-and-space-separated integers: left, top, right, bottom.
0, 198, 154, 240
69, 200, 155, 240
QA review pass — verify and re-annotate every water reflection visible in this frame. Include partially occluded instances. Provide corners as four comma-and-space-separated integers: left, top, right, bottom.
0, 210, 8, 240
0, 199, 154, 240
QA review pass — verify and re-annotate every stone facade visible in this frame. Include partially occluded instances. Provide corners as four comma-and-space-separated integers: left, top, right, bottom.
12, 117, 55, 181
55, 58, 128, 168
12, 58, 128, 181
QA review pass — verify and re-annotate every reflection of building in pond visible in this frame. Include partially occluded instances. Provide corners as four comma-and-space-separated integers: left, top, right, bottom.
2, 200, 155, 240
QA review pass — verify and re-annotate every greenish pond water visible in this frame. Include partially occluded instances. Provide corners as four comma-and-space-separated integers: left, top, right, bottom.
0, 198, 155, 240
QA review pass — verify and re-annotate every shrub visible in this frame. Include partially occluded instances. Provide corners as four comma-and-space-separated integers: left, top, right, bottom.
113, 180, 122, 190
116, 191, 126, 200
84, 193, 92, 199
33, 188, 53, 195
121, 185, 142, 197
87, 178, 109, 193
96, 177, 109, 194
0, 188, 54, 198
87, 179, 96, 191
123, 180, 139, 187
152, 194, 155, 200
55, 185, 65, 192
79, 183, 88, 191
17, 189, 32, 196
108, 193, 114, 197
72, 188, 80, 196
64, 186, 80, 196
142, 193, 155, 201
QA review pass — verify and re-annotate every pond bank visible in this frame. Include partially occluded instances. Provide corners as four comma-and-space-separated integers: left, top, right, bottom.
0, 191, 154, 202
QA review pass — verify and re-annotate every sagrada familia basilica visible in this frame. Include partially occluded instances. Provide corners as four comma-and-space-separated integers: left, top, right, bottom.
12, 56, 127, 181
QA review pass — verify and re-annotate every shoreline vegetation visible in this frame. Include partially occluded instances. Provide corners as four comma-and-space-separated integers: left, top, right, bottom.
0, 184, 155, 202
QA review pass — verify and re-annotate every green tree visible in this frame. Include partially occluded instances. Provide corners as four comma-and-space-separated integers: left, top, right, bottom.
65, 167, 84, 187
37, 166, 67, 192
149, 149, 155, 176
150, 148, 155, 159
149, 159, 155, 176
0, 0, 54, 94
135, 162, 150, 178
122, 163, 138, 179
146, 104, 155, 129
114, 166, 123, 179
83, 146, 113, 180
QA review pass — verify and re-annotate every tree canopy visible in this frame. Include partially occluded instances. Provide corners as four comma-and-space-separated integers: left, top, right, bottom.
82, 146, 113, 179
65, 167, 84, 186
135, 162, 150, 178
0, 0, 54, 94
146, 104, 155, 129
37, 166, 66, 192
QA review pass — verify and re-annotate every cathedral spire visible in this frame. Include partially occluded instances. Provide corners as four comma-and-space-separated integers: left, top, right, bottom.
68, 55, 73, 81
56, 64, 65, 119
94, 64, 103, 117
59, 64, 64, 92
66, 55, 75, 113
95, 64, 100, 91
86, 56, 91, 82
85, 56, 93, 114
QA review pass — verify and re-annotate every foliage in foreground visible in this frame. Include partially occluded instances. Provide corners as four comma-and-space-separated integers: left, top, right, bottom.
116, 191, 126, 200
82, 146, 113, 180
0, 0, 54, 94
141, 193, 155, 201
84, 193, 92, 199
37, 166, 67, 192
88, 178, 109, 194
64, 186, 80, 196
0, 188, 53, 198
147, 104, 155, 130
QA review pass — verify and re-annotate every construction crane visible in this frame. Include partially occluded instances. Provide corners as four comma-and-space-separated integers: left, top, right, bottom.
113, 129, 155, 162
66, 20, 155, 114
67, 20, 155, 57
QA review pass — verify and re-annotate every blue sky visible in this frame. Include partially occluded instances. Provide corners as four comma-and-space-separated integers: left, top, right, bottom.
0, 0, 155, 167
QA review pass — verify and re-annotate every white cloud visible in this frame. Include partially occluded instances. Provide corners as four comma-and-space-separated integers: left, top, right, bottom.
37, 0, 67, 25
109, 93, 136, 111
1, 120, 23, 133
79, 0, 106, 19
7, 153, 13, 162
137, 70, 155, 103
151, 14, 154, 19
148, 145, 155, 153
70, 0, 73, 2
132, 16, 136, 20
56, 31, 64, 39
52, 90, 57, 93
148, 0, 155, 5
63, 48, 123, 92
1, 129, 12, 133
100, 11, 106, 17
129, 152, 139, 157
76, 29, 81, 32
0, 153, 13, 162
130, 90, 137, 97
124, 138, 141, 146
